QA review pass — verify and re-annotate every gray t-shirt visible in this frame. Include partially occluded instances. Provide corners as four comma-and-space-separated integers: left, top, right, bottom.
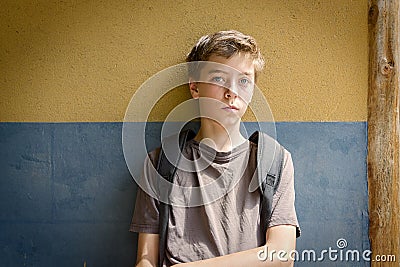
130, 139, 299, 266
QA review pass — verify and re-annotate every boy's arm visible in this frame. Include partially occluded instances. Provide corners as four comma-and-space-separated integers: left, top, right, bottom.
135, 233, 159, 267
173, 224, 296, 267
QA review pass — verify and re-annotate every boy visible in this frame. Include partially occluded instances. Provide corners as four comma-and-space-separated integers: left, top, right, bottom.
130, 30, 300, 267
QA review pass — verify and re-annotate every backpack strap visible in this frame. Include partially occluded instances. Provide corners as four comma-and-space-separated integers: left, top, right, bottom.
248, 131, 285, 244
157, 129, 195, 267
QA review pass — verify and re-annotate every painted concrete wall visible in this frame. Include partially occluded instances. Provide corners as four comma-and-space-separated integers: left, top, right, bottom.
1, 0, 367, 122
0, 122, 368, 266
0, 0, 369, 266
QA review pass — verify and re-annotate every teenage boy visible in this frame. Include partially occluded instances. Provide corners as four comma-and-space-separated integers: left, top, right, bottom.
130, 30, 300, 267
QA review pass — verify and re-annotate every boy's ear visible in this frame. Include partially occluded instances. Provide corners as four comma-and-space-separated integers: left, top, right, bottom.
189, 80, 199, 99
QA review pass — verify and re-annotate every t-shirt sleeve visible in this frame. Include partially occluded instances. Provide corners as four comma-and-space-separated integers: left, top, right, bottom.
268, 150, 301, 237
129, 152, 160, 234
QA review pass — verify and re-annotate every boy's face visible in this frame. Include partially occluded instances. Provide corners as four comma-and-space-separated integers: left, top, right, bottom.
190, 53, 255, 126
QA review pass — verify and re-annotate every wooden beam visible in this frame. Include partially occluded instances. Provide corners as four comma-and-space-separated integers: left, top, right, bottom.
368, 0, 400, 266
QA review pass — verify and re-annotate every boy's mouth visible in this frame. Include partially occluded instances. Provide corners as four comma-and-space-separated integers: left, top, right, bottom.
222, 105, 239, 111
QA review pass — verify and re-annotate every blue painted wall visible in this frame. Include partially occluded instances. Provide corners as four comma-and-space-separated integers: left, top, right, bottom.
0, 122, 369, 266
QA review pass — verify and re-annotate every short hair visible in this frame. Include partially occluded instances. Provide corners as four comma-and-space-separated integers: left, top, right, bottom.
186, 30, 265, 80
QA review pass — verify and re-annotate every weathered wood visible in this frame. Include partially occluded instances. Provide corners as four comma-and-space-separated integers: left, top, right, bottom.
368, 0, 400, 266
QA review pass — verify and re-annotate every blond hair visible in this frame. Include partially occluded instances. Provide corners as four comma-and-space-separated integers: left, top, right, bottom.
186, 30, 265, 80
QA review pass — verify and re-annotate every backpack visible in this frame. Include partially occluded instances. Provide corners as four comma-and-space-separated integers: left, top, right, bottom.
156, 129, 285, 267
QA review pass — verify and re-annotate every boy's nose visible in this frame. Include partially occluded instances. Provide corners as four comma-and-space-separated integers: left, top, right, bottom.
224, 81, 239, 98
224, 89, 238, 99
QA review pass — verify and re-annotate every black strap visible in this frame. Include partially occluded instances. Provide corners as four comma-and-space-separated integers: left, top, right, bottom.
157, 129, 195, 267
248, 131, 284, 243
250, 131, 301, 238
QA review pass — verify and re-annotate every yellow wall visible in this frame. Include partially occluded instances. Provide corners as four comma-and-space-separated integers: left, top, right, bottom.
0, 0, 368, 122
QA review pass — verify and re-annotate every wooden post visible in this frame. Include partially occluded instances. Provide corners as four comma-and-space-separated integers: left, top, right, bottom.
368, 0, 400, 266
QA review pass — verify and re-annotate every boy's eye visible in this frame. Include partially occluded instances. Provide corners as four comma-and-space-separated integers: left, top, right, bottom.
239, 78, 249, 85
211, 76, 225, 83
239, 78, 252, 87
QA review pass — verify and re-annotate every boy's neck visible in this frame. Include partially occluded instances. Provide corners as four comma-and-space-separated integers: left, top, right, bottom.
194, 119, 247, 152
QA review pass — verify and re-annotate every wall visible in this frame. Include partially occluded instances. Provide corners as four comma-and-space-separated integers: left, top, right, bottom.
0, 0, 369, 266
1, 0, 367, 122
